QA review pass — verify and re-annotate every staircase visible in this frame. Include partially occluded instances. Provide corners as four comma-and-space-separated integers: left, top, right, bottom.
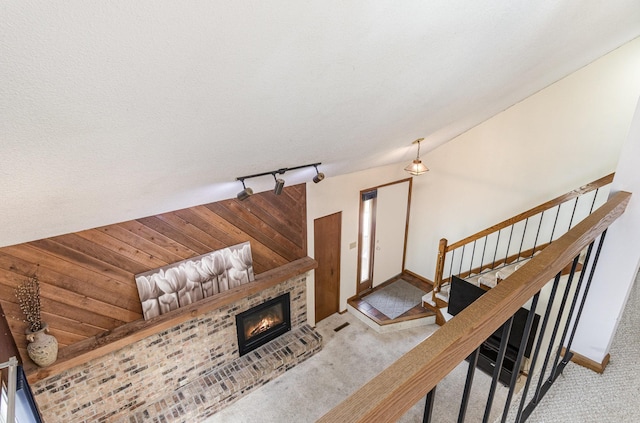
321, 190, 632, 423
425, 173, 613, 322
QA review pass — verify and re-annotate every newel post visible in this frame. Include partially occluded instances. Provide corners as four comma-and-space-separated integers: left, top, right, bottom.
433, 238, 448, 301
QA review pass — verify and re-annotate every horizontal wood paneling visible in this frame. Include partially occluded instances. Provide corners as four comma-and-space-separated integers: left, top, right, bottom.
0, 184, 307, 367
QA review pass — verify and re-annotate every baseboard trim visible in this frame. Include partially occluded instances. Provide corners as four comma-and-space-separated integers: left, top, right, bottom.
403, 269, 434, 285
562, 348, 610, 374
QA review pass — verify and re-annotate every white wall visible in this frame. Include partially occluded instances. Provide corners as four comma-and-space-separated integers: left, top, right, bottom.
304, 37, 640, 328
306, 164, 408, 325
405, 37, 640, 280
570, 98, 640, 364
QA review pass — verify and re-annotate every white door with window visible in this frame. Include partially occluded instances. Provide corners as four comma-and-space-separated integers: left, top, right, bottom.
372, 181, 410, 287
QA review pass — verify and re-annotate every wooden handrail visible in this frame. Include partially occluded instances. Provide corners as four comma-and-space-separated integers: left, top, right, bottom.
319, 191, 630, 423
432, 173, 614, 293
447, 173, 613, 252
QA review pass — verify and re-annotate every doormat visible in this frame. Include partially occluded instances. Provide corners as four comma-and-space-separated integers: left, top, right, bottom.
363, 280, 426, 319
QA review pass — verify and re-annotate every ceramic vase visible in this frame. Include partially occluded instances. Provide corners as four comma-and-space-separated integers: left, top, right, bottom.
26, 323, 58, 367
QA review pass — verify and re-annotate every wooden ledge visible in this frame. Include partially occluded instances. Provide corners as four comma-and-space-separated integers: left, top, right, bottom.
25, 257, 317, 383
561, 347, 610, 374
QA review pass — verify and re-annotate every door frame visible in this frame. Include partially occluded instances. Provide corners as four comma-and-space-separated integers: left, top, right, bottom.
356, 178, 413, 295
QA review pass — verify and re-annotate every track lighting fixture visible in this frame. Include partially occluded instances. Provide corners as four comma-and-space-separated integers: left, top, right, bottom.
404, 138, 429, 176
312, 164, 325, 183
273, 173, 285, 195
236, 179, 253, 201
235, 162, 324, 200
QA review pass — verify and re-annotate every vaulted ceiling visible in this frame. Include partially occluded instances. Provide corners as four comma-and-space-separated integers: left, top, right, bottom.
1, 1, 639, 247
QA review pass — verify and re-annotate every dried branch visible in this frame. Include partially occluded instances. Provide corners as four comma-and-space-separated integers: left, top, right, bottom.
15, 274, 42, 332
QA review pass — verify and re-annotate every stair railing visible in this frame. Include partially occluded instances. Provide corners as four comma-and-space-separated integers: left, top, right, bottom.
319, 190, 631, 423
432, 173, 614, 303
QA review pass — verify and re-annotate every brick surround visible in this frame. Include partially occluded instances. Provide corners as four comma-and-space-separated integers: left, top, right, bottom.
31, 273, 321, 422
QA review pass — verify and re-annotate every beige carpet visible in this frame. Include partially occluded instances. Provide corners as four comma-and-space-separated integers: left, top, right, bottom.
499, 270, 640, 422
204, 310, 509, 422
202, 272, 640, 422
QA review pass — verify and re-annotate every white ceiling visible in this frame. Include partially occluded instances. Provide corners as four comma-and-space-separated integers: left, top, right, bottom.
1, 1, 640, 247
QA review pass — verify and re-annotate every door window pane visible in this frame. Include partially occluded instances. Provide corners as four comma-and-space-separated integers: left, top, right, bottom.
360, 197, 373, 283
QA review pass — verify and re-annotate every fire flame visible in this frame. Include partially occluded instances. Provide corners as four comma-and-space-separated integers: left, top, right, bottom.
248, 316, 280, 337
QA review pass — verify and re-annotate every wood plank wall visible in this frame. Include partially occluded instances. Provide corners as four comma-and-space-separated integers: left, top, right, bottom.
0, 184, 307, 363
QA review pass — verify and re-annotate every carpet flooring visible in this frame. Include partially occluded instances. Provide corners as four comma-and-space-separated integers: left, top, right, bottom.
498, 270, 640, 422
362, 279, 426, 319
204, 272, 640, 422
204, 311, 508, 423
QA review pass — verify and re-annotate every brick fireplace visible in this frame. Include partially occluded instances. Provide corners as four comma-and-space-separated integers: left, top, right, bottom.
31, 272, 322, 422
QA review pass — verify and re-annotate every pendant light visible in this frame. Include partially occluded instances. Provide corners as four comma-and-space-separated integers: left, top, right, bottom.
404, 138, 429, 176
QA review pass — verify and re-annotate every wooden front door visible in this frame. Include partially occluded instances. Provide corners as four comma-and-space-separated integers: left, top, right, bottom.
314, 212, 341, 323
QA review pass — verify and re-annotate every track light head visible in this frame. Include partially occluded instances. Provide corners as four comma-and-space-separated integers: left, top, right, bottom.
273, 173, 285, 195
236, 179, 253, 201
313, 165, 325, 183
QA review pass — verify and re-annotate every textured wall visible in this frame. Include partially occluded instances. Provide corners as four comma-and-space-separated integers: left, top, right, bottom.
405, 37, 640, 281
3, 3, 638, 249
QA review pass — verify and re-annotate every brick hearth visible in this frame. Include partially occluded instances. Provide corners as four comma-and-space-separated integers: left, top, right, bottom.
122, 325, 321, 422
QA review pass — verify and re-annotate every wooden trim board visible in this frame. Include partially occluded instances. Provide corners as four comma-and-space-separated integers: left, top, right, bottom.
562, 347, 611, 374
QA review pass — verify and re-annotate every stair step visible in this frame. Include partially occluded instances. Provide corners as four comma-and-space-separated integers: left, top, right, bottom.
441, 307, 454, 322
422, 294, 436, 308
436, 291, 449, 302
